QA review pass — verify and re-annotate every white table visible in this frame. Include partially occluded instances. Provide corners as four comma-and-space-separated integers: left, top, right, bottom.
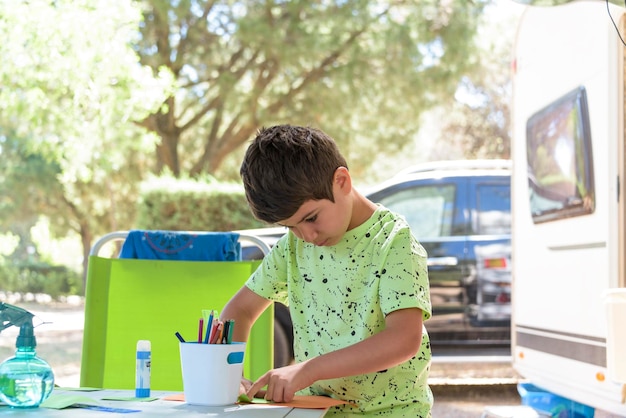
1, 389, 328, 417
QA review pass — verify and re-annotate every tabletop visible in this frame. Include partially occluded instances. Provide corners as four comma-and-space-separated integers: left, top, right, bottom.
0, 389, 328, 417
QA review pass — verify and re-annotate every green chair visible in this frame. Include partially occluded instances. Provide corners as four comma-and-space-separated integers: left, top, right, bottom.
80, 231, 273, 391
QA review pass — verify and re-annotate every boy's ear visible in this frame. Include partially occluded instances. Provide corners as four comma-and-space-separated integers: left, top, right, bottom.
334, 167, 352, 193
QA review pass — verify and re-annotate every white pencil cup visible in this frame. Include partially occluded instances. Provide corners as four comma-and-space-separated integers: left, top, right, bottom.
179, 342, 246, 406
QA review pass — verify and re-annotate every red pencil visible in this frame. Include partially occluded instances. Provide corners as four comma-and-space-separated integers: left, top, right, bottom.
208, 320, 220, 344
198, 318, 204, 343
210, 321, 223, 344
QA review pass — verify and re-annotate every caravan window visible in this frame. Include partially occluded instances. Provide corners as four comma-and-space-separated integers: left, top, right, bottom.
526, 87, 594, 223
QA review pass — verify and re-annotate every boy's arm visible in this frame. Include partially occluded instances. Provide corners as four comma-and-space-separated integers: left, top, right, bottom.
247, 307, 424, 402
221, 286, 273, 343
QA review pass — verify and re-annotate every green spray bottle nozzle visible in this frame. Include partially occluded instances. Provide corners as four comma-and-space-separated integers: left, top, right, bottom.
0, 302, 37, 348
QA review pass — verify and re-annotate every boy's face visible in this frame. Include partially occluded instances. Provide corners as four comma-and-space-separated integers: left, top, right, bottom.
278, 168, 352, 246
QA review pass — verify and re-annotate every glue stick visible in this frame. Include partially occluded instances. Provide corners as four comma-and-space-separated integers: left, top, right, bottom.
135, 340, 151, 398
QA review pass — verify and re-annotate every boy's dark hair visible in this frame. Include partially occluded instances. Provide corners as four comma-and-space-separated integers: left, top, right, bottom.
240, 125, 348, 224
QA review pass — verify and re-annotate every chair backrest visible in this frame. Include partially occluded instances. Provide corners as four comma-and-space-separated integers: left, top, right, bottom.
80, 231, 273, 391
118, 230, 242, 261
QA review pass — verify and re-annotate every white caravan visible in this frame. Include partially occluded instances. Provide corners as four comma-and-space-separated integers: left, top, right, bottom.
511, 0, 626, 415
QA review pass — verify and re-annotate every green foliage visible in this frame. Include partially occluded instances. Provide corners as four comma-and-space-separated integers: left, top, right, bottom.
136, 176, 265, 231
137, 0, 490, 178
0, 233, 19, 257
429, 3, 522, 161
0, 261, 83, 300
0, 0, 500, 284
0, 0, 174, 278
0, 134, 64, 227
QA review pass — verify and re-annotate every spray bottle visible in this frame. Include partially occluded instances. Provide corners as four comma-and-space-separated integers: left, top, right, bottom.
0, 302, 54, 408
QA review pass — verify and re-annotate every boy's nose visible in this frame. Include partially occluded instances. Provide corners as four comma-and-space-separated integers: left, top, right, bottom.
297, 226, 318, 243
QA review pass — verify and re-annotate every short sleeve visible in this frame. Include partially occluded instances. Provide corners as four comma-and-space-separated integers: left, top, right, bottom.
245, 235, 290, 306
378, 227, 431, 321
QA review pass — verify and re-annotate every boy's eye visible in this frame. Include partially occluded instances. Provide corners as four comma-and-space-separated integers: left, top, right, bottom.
305, 214, 318, 223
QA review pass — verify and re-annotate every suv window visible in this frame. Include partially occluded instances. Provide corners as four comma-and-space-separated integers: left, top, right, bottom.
376, 184, 456, 239
476, 184, 511, 235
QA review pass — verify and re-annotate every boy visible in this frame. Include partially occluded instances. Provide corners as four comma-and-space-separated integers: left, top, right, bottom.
221, 124, 433, 417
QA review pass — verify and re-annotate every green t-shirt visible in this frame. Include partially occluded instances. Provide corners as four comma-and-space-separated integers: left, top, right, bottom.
246, 205, 433, 417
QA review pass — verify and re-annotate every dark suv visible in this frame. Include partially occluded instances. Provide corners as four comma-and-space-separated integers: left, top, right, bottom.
242, 159, 512, 365
365, 160, 512, 345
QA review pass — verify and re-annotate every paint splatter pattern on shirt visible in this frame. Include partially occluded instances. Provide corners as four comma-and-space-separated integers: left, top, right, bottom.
246, 206, 433, 417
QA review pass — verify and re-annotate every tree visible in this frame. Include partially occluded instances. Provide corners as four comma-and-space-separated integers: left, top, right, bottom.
0, 0, 172, 279
135, 0, 490, 180
428, 2, 522, 160
0, 0, 494, 286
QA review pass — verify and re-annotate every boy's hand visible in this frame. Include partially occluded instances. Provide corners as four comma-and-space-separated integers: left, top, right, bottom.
246, 361, 314, 403
239, 377, 253, 395
240, 377, 266, 399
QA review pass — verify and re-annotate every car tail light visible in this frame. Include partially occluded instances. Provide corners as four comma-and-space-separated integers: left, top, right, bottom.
483, 257, 508, 269
496, 292, 510, 303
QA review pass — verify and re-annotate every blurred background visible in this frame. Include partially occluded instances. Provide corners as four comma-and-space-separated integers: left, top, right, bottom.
0, 0, 523, 299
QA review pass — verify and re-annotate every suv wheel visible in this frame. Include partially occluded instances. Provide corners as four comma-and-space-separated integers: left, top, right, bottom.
274, 319, 292, 367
